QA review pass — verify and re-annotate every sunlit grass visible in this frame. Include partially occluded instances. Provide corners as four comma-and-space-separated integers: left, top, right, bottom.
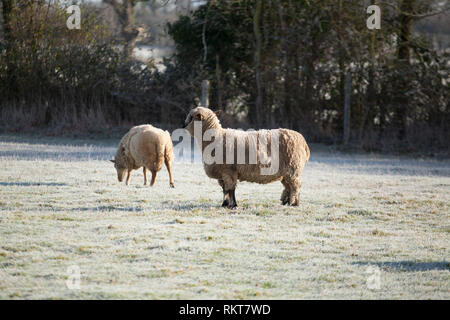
0, 136, 449, 299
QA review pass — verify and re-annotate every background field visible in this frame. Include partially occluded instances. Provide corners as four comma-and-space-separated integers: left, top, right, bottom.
0, 135, 449, 299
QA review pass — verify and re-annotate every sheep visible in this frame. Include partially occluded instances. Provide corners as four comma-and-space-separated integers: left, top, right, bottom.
111, 124, 175, 188
183, 107, 309, 208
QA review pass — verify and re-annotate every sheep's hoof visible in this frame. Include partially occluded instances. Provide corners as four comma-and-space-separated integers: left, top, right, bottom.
221, 200, 229, 207
227, 203, 237, 209
170, 183, 175, 188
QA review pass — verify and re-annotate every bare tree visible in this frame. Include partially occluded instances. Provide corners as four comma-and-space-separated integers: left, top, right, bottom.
1, 0, 16, 95
103, 0, 156, 58
253, 0, 263, 127
388, 0, 449, 140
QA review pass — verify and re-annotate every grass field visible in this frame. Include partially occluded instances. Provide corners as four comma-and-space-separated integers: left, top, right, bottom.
0, 134, 449, 299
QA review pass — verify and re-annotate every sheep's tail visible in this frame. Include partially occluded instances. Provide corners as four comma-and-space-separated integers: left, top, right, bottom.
304, 142, 310, 162
154, 143, 165, 171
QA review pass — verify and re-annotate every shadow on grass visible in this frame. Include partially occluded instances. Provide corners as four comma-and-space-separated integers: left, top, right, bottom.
69, 206, 144, 212
0, 133, 120, 147
160, 200, 284, 213
161, 200, 218, 211
0, 150, 114, 161
354, 260, 450, 272
310, 155, 450, 177
0, 181, 67, 187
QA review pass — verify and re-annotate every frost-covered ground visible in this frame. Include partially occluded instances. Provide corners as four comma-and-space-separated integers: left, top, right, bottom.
0, 135, 449, 299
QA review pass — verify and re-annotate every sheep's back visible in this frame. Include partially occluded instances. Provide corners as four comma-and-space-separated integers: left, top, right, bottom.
225, 128, 308, 181
278, 128, 309, 173
129, 127, 172, 167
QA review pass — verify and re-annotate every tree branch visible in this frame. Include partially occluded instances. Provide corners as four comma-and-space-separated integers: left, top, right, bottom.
131, 0, 171, 6
103, 0, 124, 17
379, 1, 450, 19
202, 2, 211, 64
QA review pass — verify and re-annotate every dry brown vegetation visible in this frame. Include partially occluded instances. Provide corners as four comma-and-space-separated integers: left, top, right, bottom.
0, 0, 449, 152
0, 135, 448, 299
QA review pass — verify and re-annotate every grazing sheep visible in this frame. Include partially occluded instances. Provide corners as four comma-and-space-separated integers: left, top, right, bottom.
111, 124, 174, 188
184, 107, 309, 208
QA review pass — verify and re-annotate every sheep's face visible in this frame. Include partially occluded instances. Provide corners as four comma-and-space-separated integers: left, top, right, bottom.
184, 107, 218, 136
110, 159, 127, 182
184, 107, 203, 136
116, 166, 127, 182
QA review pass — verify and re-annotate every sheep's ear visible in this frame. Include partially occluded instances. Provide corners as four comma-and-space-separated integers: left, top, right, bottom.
110, 159, 115, 163
214, 110, 222, 117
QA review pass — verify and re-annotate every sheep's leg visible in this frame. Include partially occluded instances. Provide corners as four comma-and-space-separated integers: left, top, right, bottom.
165, 157, 175, 188
218, 179, 229, 207
281, 178, 290, 205
126, 170, 132, 186
222, 173, 238, 209
222, 193, 231, 207
289, 178, 301, 206
229, 189, 237, 208
281, 190, 289, 205
143, 167, 148, 185
150, 170, 157, 186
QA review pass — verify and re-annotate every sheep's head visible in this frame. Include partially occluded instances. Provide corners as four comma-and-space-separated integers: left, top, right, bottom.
110, 147, 128, 182
183, 107, 221, 136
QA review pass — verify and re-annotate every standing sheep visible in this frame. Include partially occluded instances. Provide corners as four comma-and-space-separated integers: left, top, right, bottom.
184, 107, 309, 208
111, 124, 175, 188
